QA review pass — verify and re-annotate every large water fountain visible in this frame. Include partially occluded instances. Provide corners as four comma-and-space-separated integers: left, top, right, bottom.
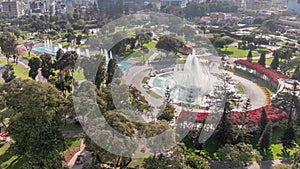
152, 50, 219, 105
33, 39, 90, 57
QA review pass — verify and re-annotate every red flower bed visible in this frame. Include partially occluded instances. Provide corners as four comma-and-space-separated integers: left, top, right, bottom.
0, 132, 9, 137
234, 60, 289, 85
178, 105, 287, 124
232, 105, 288, 123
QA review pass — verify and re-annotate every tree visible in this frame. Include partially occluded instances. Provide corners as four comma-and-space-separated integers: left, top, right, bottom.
292, 150, 300, 169
292, 65, 300, 81
282, 125, 296, 149
214, 38, 226, 48
76, 34, 82, 45
247, 50, 253, 62
258, 52, 266, 67
83, 111, 137, 168
24, 41, 34, 57
0, 31, 17, 64
28, 57, 41, 80
143, 144, 209, 169
2, 64, 16, 83
56, 51, 78, 73
95, 56, 107, 88
106, 58, 117, 84
217, 143, 262, 168
136, 33, 151, 48
0, 79, 65, 168
258, 108, 269, 134
156, 36, 183, 55
270, 50, 280, 70
185, 155, 210, 169
258, 122, 272, 152
238, 98, 253, 142
210, 73, 241, 146
40, 54, 54, 79
157, 103, 175, 122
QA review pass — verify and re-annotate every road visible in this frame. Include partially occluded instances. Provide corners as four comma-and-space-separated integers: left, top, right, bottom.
228, 71, 266, 109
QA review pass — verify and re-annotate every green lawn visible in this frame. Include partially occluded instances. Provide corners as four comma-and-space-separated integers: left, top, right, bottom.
62, 137, 82, 155
219, 46, 270, 58
144, 41, 156, 49
176, 59, 186, 64
200, 127, 299, 161
142, 77, 150, 84
146, 90, 162, 99
0, 142, 26, 169
236, 85, 244, 94
249, 127, 299, 160
73, 69, 85, 81
253, 57, 274, 66
0, 58, 29, 79
128, 50, 154, 62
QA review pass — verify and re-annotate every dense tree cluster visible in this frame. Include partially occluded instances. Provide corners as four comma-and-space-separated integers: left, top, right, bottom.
0, 79, 65, 168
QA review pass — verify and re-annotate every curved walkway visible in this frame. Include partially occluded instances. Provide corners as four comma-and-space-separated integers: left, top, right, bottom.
227, 71, 267, 110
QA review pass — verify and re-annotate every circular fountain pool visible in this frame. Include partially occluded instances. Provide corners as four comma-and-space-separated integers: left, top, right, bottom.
151, 50, 221, 105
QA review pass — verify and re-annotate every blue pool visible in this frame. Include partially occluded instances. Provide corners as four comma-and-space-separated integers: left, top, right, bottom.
32, 46, 57, 56
118, 61, 133, 70
33, 45, 133, 70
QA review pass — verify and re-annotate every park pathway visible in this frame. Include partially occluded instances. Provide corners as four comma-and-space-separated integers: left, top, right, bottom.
227, 71, 267, 110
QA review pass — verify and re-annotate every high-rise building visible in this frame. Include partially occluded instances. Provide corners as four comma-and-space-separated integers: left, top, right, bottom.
288, 0, 300, 13
2, 0, 24, 18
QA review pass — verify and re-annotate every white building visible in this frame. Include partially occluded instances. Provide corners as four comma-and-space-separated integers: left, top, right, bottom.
288, 0, 300, 13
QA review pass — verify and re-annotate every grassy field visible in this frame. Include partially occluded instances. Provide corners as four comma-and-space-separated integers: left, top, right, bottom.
236, 85, 244, 94
219, 46, 270, 58
201, 127, 299, 161
146, 90, 162, 99
62, 137, 83, 155
73, 69, 85, 81
142, 77, 150, 83
144, 41, 156, 49
128, 50, 154, 62
0, 141, 27, 169
0, 58, 29, 79
253, 57, 274, 66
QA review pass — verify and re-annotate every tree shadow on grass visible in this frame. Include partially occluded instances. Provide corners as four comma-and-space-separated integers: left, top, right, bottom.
217, 50, 234, 56
277, 148, 292, 159
262, 149, 274, 161
0, 142, 23, 169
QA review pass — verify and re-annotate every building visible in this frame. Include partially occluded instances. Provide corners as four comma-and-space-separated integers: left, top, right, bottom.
288, 0, 300, 13
161, 0, 187, 8
2, 0, 23, 18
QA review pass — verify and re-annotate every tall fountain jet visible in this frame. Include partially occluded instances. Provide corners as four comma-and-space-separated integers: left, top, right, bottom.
173, 49, 212, 104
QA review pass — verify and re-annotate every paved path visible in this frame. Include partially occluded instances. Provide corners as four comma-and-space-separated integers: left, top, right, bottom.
67, 139, 93, 169
227, 71, 266, 109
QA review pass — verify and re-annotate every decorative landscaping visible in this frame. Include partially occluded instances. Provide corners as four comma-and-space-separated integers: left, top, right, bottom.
218, 46, 271, 58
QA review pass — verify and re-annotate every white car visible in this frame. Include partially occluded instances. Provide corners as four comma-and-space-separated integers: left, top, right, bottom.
149, 72, 156, 77
142, 84, 151, 89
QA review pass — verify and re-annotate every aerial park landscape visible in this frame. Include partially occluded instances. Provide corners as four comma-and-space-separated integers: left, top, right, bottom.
0, 1, 299, 169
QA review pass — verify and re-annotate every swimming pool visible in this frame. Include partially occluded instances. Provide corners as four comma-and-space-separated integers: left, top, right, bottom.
118, 61, 133, 70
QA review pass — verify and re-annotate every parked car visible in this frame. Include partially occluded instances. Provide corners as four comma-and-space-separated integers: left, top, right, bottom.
149, 72, 156, 77
75, 155, 85, 165
142, 84, 151, 89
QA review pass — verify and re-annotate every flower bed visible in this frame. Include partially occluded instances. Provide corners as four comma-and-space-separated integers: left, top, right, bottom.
177, 105, 287, 124
234, 60, 289, 85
